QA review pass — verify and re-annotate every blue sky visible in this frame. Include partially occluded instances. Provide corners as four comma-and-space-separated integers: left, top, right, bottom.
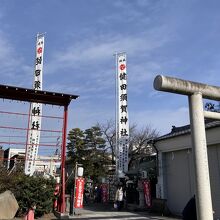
1, 0, 220, 139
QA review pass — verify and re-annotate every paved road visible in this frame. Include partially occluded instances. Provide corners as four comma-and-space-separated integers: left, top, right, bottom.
14, 203, 181, 220
65, 203, 181, 220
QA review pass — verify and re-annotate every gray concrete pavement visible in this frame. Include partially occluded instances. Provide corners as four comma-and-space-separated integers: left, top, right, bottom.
66, 202, 181, 220
14, 202, 182, 220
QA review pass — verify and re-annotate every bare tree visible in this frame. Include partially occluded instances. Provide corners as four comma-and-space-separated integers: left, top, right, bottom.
97, 120, 116, 165
129, 124, 159, 161
97, 120, 159, 167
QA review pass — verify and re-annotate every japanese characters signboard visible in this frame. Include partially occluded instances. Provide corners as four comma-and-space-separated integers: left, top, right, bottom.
143, 180, 151, 207
74, 177, 85, 208
101, 183, 108, 203
117, 53, 129, 177
25, 34, 44, 175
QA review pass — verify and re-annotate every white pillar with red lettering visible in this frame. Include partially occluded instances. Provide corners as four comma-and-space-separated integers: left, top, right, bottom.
116, 52, 129, 179
25, 33, 45, 176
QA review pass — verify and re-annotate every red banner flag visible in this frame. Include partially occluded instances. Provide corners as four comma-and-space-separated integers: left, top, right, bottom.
101, 183, 108, 203
74, 177, 85, 208
143, 180, 151, 208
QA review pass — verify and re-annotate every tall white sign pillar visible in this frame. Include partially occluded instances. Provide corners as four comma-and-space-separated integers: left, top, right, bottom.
25, 33, 45, 176
115, 52, 129, 179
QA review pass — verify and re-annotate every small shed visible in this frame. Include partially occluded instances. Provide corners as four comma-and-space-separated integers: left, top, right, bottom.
154, 120, 220, 218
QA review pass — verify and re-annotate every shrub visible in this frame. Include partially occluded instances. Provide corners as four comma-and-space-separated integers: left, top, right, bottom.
0, 167, 56, 217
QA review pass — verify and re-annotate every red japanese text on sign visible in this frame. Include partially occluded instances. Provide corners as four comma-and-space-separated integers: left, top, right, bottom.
143, 180, 151, 208
74, 178, 85, 208
101, 183, 108, 203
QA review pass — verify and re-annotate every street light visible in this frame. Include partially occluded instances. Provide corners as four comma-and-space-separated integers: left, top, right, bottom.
77, 166, 84, 177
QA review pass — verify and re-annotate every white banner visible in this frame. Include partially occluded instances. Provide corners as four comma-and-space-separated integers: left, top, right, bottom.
117, 53, 129, 177
25, 34, 44, 175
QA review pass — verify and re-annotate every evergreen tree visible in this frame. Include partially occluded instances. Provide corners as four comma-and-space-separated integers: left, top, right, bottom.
66, 126, 110, 182
66, 128, 85, 165
84, 126, 110, 181
84, 126, 106, 150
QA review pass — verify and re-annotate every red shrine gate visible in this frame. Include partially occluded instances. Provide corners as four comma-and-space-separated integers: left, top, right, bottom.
0, 83, 78, 213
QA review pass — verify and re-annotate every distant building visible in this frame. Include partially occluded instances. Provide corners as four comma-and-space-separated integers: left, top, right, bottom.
4, 148, 25, 169
4, 147, 60, 177
35, 155, 60, 176
9, 153, 25, 171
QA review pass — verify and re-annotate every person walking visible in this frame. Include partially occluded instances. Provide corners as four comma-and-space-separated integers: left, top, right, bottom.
115, 184, 124, 211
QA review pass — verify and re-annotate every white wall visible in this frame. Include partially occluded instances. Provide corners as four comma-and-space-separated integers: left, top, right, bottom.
155, 126, 220, 218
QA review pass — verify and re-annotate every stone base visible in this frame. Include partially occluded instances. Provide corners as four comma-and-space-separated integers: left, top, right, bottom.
54, 209, 83, 219
53, 210, 70, 219
150, 198, 171, 216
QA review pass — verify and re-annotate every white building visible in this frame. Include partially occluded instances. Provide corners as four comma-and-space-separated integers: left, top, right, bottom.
154, 120, 220, 219
35, 155, 60, 176
4, 148, 25, 169
4, 147, 60, 177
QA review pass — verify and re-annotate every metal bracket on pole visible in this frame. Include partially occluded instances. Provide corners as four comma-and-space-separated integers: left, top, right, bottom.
154, 75, 217, 220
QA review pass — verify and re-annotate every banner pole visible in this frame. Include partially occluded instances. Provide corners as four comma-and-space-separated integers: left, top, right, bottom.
114, 52, 119, 181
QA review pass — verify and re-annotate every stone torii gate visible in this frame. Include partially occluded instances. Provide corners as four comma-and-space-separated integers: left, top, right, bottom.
153, 75, 220, 220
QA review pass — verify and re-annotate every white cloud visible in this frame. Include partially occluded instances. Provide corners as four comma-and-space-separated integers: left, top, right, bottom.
68, 103, 190, 135
111, 0, 163, 25
0, 29, 33, 87
130, 106, 189, 135
46, 25, 172, 74
68, 102, 114, 130
0, 9, 33, 86
0, 32, 20, 72
129, 62, 161, 85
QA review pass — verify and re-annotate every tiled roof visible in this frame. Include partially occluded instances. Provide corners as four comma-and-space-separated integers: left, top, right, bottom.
156, 119, 220, 141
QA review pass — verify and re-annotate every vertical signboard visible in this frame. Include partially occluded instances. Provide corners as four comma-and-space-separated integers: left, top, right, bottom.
116, 53, 129, 178
101, 183, 108, 203
25, 34, 44, 175
74, 177, 85, 208
143, 180, 151, 207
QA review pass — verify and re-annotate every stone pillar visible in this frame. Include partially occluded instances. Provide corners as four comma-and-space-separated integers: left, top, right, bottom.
156, 152, 165, 199
137, 180, 145, 208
